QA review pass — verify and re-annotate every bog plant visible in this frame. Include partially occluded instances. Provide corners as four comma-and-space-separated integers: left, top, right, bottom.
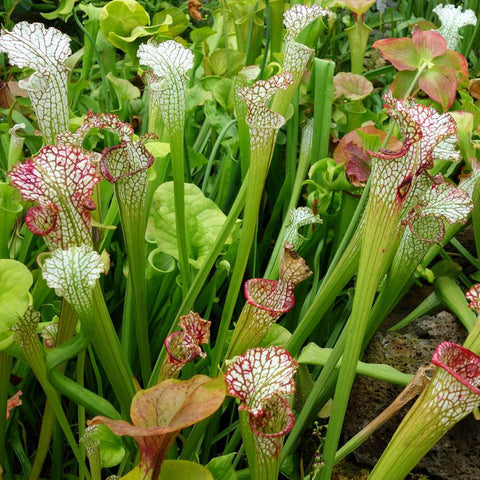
0, 1, 480, 480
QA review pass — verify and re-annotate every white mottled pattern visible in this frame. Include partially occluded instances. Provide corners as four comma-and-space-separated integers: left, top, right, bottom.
100, 142, 153, 210
0, 22, 71, 142
138, 40, 193, 133
433, 4, 477, 50
458, 160, 480, 197
42, 246, 103, 313
9, 145, 100, 249
368, 91, 458, 207
283, 5, 329, 73
466, 285, 480, 314
250, 394, 295, 458
225, 346, 297, 415
284, 5, 329, 41
284, 207, 321, 250
238, 73, 292, 152
424, 342, 480, 428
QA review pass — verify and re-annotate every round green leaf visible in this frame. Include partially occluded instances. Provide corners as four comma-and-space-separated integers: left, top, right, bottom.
159, 460, 214, 480
0, 260, 33, 332
88, 424, 126, 468
147, 182, 236, 269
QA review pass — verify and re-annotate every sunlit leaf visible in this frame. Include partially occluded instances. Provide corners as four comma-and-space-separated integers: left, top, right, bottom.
0, 260, 32, 333
146, 182, 235, 269
89, 375, 226, 477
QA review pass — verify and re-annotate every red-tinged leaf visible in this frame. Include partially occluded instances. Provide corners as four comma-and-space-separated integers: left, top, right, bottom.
333, 72, 373, 101
160, 312, 211, 380
412, 29, 447, 61
433, 50, 469, 84
6, 390, 22, 419
341, 0, 375, 15
334, 126, 402, 166
431, 342, 480, 397
419, 66, 457, 110
373, 38, 420, 71
390, 70, 419, 99
88, 375, 225, 477
469, 79, 480, 100
9, 145, 100, 248
343, 142, 371, 186
248, 394, 296, 457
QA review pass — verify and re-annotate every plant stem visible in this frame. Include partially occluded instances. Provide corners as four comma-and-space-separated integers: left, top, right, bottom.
170, 128, 191, 298
15, 318, 90, 477
0, 351, 13, 479
210, 126, 278, 371
317, 204, 400, 480
118, 206, 151, 385
285, 232, 360, 357
149, 176, 248, 385
91, 284, 135, 414
28, 300, 79, 480
239, 410, 281, 480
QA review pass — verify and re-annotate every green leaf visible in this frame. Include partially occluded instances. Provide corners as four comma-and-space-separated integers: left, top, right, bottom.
147, 182, 236, 269
152, 8, 190, 38
187, 146, 209, 169
160, 460, 214, 480
41, 0, 78, 21
259, 324, 292, 348
419, 65, 457, 110
186, 83, 213, 113
0, 260, 33, 333
390, 70, 418, 99
212, 78, 235, 112
207, 49, 246, 77
121, 460, 216, 480
106, 72, 141, 110
145, 141, 171, 159
88, 424, 125, 468
100, 0, 149, 38
298, 343, 412, 386
0, 182, 22, 257
205, 454, 237, 480
99, 0, 168, 58
191, 26, 216, 45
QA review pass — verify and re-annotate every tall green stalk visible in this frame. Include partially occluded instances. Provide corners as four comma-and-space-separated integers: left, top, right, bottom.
100, 134, 155, 386
13, 308, 89, 477
317, 81, 459, 479
28, 300, 79, 480
318, 206, 400, 480
138, 40, 194, 298
91, 284, 135, 414
0, 351, 13, 478
210, 73, 292, 373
